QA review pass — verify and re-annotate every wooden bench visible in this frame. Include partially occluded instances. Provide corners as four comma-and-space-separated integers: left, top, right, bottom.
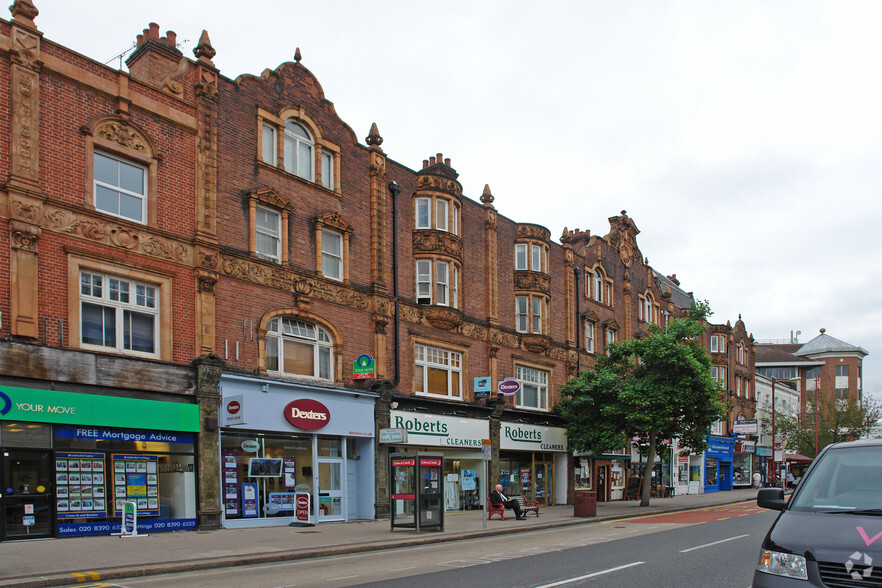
487, 495, 540, 520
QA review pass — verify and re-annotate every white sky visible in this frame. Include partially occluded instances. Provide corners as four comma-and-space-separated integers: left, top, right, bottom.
30, 0, 882, 398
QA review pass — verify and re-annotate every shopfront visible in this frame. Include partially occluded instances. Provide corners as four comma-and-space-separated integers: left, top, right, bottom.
733, 440, 756, 487
703, 435, 734, 493
219, 375, 375, 527
573, 453, 629, 502
0, 385, 199, 540
387, 410, 487, 511
498, 422, 568, 506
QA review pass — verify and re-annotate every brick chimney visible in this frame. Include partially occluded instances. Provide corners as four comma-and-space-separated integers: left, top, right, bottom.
125, 23, 183, 88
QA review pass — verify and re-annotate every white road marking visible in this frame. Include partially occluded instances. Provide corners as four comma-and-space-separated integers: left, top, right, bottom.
325, 575, 359, 581
533, 561, 646, 587
679, 534, 750, 553
387, 566, 416, 572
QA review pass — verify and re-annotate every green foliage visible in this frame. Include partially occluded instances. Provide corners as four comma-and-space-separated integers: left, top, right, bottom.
773, 395, 882, 457
557, 302, 726, 459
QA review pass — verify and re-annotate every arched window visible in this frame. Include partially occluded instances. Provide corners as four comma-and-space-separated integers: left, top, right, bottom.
283, 121, 314, 180
593, 268, 605, 303
642, 293, 655, 324
265, 318, 332, 380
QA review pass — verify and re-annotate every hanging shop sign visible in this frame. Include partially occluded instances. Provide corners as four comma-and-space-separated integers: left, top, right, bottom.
352, 355, 376, 380
497, 379, 520, 396
499, 422, 568, 451
474, 377, 492, 398
284, 399, 331, 431
732, 419, 758, 435
390, 410, 487, 448
379, 428, 408, 444
0, 385, 199, 431
223, 394, 245, 426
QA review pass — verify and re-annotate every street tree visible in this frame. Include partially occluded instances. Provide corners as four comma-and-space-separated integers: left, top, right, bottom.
773, 394, 882, 457
557, 302, 726, 506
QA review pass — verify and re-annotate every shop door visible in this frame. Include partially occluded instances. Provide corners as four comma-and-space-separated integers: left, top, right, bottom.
317, 459, 344, 521
596, 466, 608, 502
535, 463, 553, 506
1, 449, 54, 540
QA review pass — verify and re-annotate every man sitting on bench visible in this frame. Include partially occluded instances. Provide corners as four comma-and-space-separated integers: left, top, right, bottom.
490, 484, 526, 520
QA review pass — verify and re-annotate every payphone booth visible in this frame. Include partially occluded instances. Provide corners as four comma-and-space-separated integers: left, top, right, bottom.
390, 453, 444, 532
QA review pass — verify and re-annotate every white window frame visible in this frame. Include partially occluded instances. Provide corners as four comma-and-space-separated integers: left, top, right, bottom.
593, 270, 605, 303
515, 295, 544, 334
261, 123, 277, 166
531, 244, 543, 272
414, 343, 463, 400
710, 335, 726, 353
283, 120, 314, 180
711, 421, 724, 435
255, 205, 282, 263
321, 228, 343, 281
585, 321, 595, 353
515, 365, 549, 411
415, 197, 431, 229
265, 318, 333, 381
435, 199, 449, 232
320, 150, 334, 190
415, 260, 458, 308
416, 260, 432, 304
643, 294, 654, 324
515, 244, 528, 271
79, 271, 159, 358
93, 151, 148, 224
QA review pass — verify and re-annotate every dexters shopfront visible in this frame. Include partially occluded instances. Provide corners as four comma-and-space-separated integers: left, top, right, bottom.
0, 386, 199, 540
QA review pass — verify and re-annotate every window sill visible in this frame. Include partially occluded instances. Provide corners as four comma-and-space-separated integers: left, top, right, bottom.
415, 392, 464, 402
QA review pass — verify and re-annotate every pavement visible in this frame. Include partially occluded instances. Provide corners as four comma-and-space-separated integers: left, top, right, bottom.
0, 487, 766, 587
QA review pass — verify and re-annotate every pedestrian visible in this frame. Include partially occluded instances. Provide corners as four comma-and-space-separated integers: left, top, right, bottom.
489, 484, 526, 520
753, 471, 762, 489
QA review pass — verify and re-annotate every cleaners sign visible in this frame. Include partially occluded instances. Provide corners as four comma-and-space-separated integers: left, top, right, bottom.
500, 422, 568, 451
390, 411, 487, 448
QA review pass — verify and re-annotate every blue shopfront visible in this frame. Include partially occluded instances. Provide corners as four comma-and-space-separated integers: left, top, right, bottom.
703, 435, 734, 493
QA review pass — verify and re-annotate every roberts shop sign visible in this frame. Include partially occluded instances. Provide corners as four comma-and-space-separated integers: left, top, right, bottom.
284, 399, 330, 431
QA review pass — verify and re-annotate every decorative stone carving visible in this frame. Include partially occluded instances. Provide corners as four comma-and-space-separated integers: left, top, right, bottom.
11, 26, 40, 69
248, 187, 291, 211
373, 316, 388, 334
516, 224, 551, 242
10, 197, 40, 223
315, 211, 351, 233
490, 329, 519, 348
11, 65, 39, 183
193, 30, 216, 65
198, 249, 218, 270
412, 230, 463, 260
196, 270, 217, 293
488, 344, 500, 358
293, 279, 313, 297
460, 322, 487, 340
196, 68, 219, 101
416, 174, 463, 198
521, 334, 551, 354
96, 121, 148, 153
422, 306, 463, 331
162, 58, 188, 96
366, 122, 383, 149
398, 305, 421, 324
10, 220, 39, 251
513, 271, 550, 294
41, 205, 193, 264
10, 0, 38, 28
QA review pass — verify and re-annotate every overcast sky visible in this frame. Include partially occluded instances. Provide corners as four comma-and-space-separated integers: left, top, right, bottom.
31, 1, 882, 398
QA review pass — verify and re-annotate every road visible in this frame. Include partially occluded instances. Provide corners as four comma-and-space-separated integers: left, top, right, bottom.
70, 502, 778, 587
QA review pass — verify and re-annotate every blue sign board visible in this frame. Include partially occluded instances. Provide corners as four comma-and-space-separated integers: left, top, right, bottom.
474, 377, 491, 398
57, 518, 197, 536
55, 425, 194, 444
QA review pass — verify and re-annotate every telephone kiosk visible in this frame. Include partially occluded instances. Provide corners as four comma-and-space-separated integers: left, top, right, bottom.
389, 452, 444, 532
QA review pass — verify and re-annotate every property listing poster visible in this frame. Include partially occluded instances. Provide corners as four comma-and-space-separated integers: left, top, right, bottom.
223, 450, 240, 517
55, 452, 107, 518
111, 454, 160, 516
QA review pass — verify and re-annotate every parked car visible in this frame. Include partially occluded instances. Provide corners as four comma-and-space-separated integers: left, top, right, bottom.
753, 439, 882, 586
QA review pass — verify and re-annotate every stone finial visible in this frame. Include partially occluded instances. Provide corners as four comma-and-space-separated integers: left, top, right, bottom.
366, 122, 383, 148
480, 184, 495, 206
294, 47, 302, 63
193, 30, 216, 65
10, 0, 38, 28
820, 328, 826, 334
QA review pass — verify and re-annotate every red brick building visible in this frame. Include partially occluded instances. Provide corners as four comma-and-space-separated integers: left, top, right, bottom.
0, 2, 759, 539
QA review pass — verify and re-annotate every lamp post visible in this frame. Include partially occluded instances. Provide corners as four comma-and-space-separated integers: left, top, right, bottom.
771, 378, 777, 488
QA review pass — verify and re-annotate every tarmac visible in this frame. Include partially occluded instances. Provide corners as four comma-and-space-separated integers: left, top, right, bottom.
0, 487, 766, 588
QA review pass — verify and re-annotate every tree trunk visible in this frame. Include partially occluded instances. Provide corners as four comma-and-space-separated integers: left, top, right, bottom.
640, 431, 657, 507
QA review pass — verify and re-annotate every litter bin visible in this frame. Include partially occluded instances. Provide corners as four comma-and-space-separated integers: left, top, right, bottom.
574, 489, 596, 517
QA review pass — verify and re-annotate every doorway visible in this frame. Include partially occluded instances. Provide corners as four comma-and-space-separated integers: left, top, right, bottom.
596, 465, 609, 502
1, 449, 54, 540
534, 462, 553, 507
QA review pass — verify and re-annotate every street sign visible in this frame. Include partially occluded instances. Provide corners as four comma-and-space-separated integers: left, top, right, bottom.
352, 354, 376, 380
498, 379, 520, 396
481, 439, 491, 461
379, 428, 408, 444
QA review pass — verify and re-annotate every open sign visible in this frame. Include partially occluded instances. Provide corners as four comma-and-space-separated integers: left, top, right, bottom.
295, 492, 310, 523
